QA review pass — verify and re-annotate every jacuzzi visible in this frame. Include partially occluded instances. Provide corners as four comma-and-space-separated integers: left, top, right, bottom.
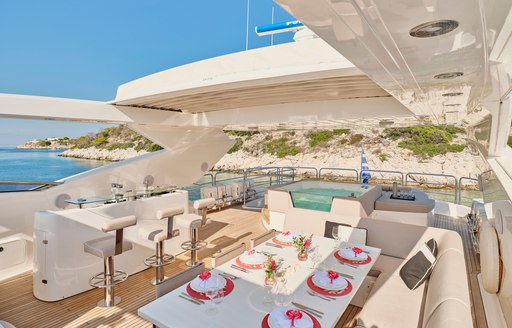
266, 180, 383, 231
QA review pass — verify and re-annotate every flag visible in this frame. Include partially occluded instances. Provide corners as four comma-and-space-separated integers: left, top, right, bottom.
361, 148, 371, 184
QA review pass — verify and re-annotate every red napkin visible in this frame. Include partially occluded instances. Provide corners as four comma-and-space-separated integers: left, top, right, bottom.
286, 309, 303, 326
199, 271, 211, 281
327, 270, 339, 284
352, 247, 363, 256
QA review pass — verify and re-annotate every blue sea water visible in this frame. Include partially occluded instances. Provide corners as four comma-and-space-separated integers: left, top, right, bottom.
0, 148, 107, 182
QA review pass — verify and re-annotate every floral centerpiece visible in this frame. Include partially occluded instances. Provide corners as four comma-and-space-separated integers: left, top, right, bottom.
264, 255, 282, 285
292, 235, 312, 261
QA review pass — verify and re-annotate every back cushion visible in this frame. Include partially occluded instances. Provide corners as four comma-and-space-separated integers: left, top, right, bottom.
423, 299, 472, 328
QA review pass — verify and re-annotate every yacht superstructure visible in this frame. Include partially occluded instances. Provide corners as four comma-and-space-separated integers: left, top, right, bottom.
0, 1, 512, 327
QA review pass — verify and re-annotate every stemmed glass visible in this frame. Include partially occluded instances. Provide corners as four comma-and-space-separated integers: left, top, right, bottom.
332, 226, 341, 249
309, 249, 321, 271
212, 289, 224, 309
274, 283, 292, 307
205, 287, 219, 315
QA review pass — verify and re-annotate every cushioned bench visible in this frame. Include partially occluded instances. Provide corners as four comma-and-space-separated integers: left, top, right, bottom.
356, 219, 472, 328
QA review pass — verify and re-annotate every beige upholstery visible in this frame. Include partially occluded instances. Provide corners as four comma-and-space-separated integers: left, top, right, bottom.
338, 225, 367, 245
423, 299, 473, 328
0, 321, 16, 328
479, 221, 501, 293
193, 198, 216, 210
175, 213, 202, 229
211, 243, 246, 268
155, 262, 205, 298
139, 225, 179, 243
101, 215, 137, 232
356, 219, 472, 328
156, 207, 184, 220
250, 229, 275, 248
375, 191, 435, 213
84, 236, 133, 258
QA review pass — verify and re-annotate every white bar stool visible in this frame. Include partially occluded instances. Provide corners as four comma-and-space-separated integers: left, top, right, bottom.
84, 215, 137, 307
175, 213, 206, 267
139, 206, 183, 284
193, 197, 216, 225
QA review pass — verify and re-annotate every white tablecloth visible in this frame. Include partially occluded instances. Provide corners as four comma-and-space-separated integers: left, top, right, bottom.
138, 235, 381, 328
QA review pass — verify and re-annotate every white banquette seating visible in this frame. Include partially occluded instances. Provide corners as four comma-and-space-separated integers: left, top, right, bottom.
283, 209, 473, 328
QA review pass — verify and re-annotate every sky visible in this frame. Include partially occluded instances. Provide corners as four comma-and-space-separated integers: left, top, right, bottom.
0, 1, 295, 146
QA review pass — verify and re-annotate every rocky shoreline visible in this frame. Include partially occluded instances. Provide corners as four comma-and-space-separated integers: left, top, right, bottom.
58, 148, 148, 161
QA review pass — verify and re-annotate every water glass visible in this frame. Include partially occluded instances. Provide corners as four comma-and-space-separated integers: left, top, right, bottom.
274, 285, 292, 307
309, 250, 321, 270
213, 289, 224, 307
332, 226, 341, 248
205, 287, 219, 315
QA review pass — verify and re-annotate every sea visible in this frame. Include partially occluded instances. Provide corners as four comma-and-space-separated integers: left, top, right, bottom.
0, 148, 107, 184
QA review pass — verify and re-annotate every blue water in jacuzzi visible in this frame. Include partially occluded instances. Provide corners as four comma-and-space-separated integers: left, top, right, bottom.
290, 187, 363, 212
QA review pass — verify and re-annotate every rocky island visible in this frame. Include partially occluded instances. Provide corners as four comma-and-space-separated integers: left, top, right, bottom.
18, 125, 494, 179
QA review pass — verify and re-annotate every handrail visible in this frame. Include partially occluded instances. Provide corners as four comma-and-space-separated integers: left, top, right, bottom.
285, 166, 319, 179
406, 172, 458, 203
458, 177, 480, 205
360, 169, 404, 184
0, 180, 63, 192
318, 168, 359, 182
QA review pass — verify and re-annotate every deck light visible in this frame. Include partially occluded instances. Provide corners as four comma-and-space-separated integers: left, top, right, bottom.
434, 72, 464, 79
409, 20, 459, 38
442, 92, 464, 96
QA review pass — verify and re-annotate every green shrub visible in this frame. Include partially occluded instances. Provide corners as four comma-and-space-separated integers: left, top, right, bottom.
228, 138, 243, 154
508, 136, 512, 147
385, 125, 465, 157
379, 154, 388, 162
73, 136, 92, 149
264, 137, 301, 158
307, 130, 347, 147
147, 144, 163, 152
92, 136, 108, 147
37, 140, 51, 147
225, 130, 259, 137
349, 134, 364, 145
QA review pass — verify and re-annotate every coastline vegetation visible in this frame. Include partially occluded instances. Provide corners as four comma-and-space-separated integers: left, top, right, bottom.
384, 125, 465, 157
306, 129, 350, 147
508, 135, 512, 148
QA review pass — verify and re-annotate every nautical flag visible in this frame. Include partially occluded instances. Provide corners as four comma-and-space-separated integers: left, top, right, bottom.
361, 148, 371, 184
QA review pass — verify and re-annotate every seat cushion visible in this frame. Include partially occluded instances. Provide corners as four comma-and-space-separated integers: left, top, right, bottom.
423, 299, 473, 328
175, 213, 202, 229
357, 275, 425, 328
139, 224, 167, 243
84, 236, 133, 258
370, 254, 404, 280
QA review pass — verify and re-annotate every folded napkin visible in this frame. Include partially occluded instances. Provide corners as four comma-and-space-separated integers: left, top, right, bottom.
277, 231, 294, 242
340, 247, 368, 260
240, 249, 267, 264
269, 307, 313, 328
192, 272, 222, 291
313, 271, 347, 289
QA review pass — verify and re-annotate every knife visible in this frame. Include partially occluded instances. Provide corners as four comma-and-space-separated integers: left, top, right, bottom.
292, 302, 325, 315
180, 292, 205, 304
230, 264, 249, 273
178, 295, 201, 305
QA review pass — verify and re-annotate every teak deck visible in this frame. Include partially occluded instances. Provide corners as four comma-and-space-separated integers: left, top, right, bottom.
0, 208, 484, 328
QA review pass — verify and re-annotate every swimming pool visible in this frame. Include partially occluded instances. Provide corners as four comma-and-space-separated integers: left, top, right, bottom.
290, 187, 363, 212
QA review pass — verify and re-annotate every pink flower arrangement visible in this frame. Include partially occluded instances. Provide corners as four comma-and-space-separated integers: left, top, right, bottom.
246, 249, 256, 256
327, 270, 339, 283
264, 255, 282, 278
292, 235, 313, 253
286, 309, 303, 326
199, 271, 211, 281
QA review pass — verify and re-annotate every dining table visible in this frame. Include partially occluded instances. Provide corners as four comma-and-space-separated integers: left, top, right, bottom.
138, 233, 381, 328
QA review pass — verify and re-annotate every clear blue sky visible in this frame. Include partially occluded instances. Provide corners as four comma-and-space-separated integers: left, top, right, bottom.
0, 1, 295, 146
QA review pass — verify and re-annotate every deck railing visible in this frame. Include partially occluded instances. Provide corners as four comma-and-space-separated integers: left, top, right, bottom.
189, 166, 482, 207
0, 180, 63, 192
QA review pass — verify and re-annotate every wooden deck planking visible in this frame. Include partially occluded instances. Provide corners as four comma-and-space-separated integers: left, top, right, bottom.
0, 208, 486, 328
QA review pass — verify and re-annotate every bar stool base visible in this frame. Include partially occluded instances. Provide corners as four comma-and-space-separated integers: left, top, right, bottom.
97, 296, 121, 308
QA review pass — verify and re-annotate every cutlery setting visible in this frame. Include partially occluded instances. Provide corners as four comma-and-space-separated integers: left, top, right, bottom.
219, 272, 239, 280
291, 302, 324, 319
180, 292, 204, 304
230, 264, 249, 273
178, 294, 202, 305
264, 242, 283, 248
307, 289, 336, 301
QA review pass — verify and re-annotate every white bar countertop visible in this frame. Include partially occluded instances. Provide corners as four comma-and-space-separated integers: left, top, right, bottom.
138, 234, 381, 328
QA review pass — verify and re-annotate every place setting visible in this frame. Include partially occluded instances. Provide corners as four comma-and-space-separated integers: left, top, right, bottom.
185, 271, 234, 314
261, 306, 322, 328
334, 245, 372, 265
270, 230, 295, 247
306, 270, 352, 298
235, 248, 269, 270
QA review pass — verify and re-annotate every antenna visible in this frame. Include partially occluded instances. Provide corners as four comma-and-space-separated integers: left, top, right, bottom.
271, 6, 275, 46
245, 0, 250, 50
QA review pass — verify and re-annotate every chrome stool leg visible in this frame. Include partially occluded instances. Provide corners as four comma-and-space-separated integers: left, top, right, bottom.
100, 256, 120, 307
182, 227, 207, 267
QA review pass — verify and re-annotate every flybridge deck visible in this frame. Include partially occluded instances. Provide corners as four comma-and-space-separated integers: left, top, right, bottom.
0, 207, 486, 328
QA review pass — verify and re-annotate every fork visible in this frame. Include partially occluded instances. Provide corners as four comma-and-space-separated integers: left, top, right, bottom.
307, 289, 335, 301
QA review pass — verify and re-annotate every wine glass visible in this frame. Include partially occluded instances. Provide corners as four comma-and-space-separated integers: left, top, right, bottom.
332, 226, 340, 248
309, 249, 321, 270
212, 289, 224, 309
205, 287, 219, 315
274, 284, 292, 307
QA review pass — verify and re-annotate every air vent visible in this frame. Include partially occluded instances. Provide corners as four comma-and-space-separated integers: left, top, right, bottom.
442, 92, 463, 96
444, 104, 461, 107
409, 20, 459, 38
434, 72, 463, 79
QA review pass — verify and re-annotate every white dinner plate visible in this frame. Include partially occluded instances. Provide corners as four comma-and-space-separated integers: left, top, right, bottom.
338, 248, 369, 261
189, 275, 226, 293
312, 273, 348, 291
268, 308, 313, 328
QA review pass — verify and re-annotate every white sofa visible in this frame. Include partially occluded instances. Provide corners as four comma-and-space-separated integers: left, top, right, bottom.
282, 211, 473, 328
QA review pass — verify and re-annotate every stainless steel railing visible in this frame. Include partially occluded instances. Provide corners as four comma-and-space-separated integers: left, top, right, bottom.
0, 180, 63, 192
